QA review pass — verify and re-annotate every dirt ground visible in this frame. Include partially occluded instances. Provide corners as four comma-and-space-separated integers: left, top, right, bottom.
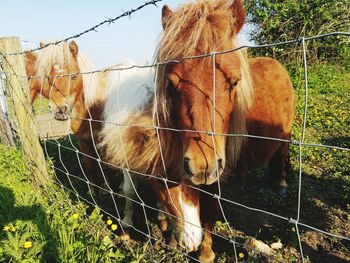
35, 113, 71, 139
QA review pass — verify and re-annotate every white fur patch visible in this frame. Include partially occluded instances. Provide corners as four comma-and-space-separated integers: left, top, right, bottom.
178, 191, 203, 252
103, 64, 154, 125
53, 63, 63, 73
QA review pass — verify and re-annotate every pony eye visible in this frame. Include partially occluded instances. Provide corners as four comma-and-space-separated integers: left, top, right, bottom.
167, 73, 180, 91
167, 79, 176, 91
71, 74, 78, 80
230, 81, 238, 91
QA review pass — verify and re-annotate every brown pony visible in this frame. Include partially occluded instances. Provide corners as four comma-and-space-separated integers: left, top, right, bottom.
29, 41, 111, 188
157, 0, 294, 261
101, 0, 294, 262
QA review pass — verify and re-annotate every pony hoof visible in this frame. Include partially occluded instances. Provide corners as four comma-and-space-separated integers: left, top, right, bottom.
168, 233, 178, 248
198, 249, 215, 263
159, 219, 169, 232
120, 230, 131, 241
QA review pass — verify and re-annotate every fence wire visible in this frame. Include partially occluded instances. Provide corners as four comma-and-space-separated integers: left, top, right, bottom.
0, 11, 349, 261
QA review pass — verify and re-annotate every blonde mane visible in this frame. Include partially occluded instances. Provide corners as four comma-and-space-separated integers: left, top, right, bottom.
78, 54, 98, 107
35, 42, 98, 107
154, 0, 254, 167
157, 0, 239, 60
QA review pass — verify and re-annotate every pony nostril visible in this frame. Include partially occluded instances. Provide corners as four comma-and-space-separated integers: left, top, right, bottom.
58, 105, 69, 114
184, 157, 193, 176
218, 158, 223, 169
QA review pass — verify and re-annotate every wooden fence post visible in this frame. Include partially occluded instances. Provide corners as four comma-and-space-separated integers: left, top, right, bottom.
0, 36, 48, 186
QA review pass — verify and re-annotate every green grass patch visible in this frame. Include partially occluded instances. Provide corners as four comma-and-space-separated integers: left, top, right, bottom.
32, 95, 50, 114
0, 143, 188, 262
0, 144, 128, 262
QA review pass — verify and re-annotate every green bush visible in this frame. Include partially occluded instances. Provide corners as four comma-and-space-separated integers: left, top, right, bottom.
246, 0, 350, 62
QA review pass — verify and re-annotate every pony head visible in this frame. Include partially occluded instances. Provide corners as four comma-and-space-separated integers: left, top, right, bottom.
35, 41, 96, 121
156, 0, 252, 185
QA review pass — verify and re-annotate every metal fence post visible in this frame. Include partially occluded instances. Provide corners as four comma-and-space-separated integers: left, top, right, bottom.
0, 65, 15, 146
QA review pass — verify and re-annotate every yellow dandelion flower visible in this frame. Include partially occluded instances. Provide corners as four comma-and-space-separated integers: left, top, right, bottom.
3, 226, 10, 231
72, 213, 79, 219
24, 241, 33, 249
107, 219, 113, 225
239, 252, 245, 258
111, 224, 118, 231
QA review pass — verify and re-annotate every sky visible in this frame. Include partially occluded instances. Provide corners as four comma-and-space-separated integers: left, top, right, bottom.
1, 0, 252, 69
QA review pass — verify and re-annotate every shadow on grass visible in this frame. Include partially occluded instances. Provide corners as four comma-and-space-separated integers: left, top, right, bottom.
322, 136, 350, 149
0, 185, 60, 263
215, 162, 350, 262
43, 135, 349, 262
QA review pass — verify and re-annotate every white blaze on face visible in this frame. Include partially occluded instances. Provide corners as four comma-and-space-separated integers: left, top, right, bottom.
177, 191, 203, 252
53, 63, 63, 73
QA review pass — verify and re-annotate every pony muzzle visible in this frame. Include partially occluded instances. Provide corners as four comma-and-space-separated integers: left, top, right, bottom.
50, 104, 71, 121
183, 156, 224, 185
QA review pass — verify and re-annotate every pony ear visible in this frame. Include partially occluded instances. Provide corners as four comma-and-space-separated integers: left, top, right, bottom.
69, 40, 79, 58
25, 51, 37, 61
230, 0, 245, 34
162, 5, 173, 29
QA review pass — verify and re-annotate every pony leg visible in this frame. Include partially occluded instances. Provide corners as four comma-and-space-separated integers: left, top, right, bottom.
199, 232, 215, 263
199, 185, 219, 263
121, 169, 138, 239
79, 138, 103, 187
157, 202, 169, 231
268, 140, 290, 196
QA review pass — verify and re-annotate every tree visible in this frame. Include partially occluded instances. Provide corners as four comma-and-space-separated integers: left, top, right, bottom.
245, 0, 350, 62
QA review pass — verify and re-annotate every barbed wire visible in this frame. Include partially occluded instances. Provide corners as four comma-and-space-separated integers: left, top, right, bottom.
5, 31, 349, 81
0, 0, 163, 56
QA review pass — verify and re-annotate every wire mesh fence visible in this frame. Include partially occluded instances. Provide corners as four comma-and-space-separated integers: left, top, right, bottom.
0, 1, 349, 262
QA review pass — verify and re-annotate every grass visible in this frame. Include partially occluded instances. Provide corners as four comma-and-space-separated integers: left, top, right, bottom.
32, 95, 50, 114
0, 144, 132, 262
0, 61, 349, 262
0, 142, 187, 262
